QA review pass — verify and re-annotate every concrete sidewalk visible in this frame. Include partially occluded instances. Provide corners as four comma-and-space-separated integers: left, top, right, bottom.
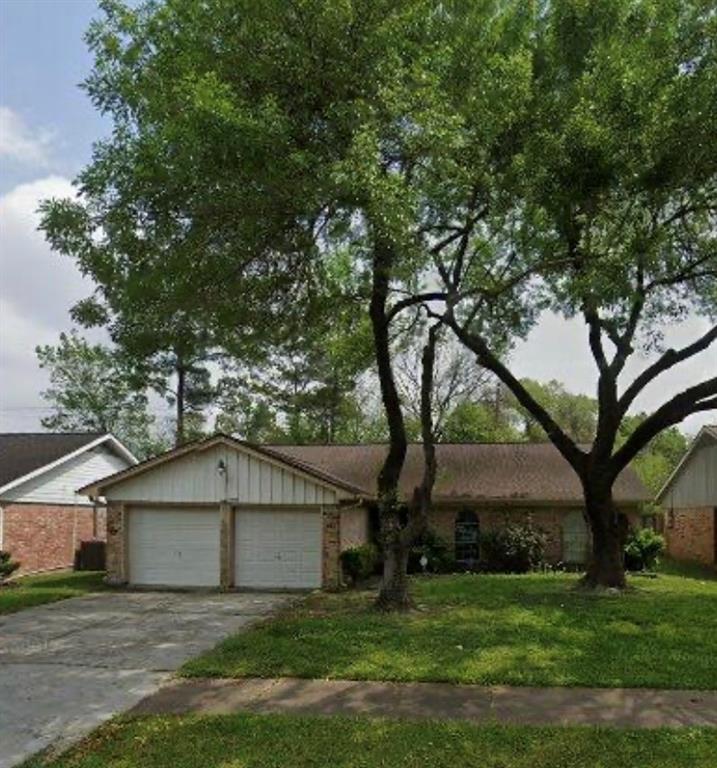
132, 676, 717, 729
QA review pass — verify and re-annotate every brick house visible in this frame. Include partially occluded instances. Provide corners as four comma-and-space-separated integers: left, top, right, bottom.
0, 433, 137, 574
81, 434, 647, 590
657, 425, 717, 568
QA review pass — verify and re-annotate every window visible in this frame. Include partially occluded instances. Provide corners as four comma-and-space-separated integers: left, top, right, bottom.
455, 509, 480, 565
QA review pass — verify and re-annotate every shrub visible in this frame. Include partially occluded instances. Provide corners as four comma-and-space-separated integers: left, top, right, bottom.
0, 550, 20, 583
340, 544, 379, 586
624, 528, 665, 571
408, 529, 457, 574
480, 524, 546, 573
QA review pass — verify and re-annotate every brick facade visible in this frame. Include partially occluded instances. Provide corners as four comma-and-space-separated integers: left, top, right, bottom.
1, 502, 105, 575
322, 507, 342, 589
664, 506, 716, 567
105, 502, 127, 584
339, 505, 370, 550
428, 505, 641, 564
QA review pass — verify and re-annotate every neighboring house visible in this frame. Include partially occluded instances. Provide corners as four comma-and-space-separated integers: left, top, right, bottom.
0, 433, 137, 574
81, 434, 647, 590
656, 425, 717, 568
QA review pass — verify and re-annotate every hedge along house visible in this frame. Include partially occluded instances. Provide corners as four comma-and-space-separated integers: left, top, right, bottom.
82, 434, 648, 590
0, 433, 137, 574
656, 425, 717, 568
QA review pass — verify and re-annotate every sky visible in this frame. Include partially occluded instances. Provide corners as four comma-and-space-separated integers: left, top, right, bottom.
0, 0, 714, 437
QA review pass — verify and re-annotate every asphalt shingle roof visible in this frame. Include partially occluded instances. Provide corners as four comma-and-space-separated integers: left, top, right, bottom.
0, 432, 105, 490
269, 442, 649, 504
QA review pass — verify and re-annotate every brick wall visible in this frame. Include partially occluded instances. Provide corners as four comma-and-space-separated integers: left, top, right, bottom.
429, 506, 568, 562
1, 502, 104, 574
340, 505, 370, 551
105, 502, 126, 584
322, 507, 341, 589
665, 506, 716, 566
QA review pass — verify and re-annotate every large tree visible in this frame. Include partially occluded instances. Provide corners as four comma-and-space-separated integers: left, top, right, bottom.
36, 331, 159, 458
40, 0, 532, 608
434, 0, 717, 587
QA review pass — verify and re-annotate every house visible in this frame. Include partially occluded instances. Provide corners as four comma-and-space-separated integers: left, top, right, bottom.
81, 433, 648, 590
656, 425, 717, 568
0, 433, 137, 574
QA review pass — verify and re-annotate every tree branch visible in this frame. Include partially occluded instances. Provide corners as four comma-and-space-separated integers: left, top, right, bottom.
618, 323, 717, 416
611, 376, 717, 475
439, 309, 587, 474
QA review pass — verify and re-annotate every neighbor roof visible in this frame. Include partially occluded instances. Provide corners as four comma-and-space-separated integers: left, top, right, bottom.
656, 425, 717, 503
270, 442, 649, 505
0, 433, 137, 496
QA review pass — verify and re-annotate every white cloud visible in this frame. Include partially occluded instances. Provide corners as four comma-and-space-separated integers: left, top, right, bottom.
0, 106, 54, 167
0, 176, 99, 430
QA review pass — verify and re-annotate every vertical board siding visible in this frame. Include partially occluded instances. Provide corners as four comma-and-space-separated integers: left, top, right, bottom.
2, 445, 132, 506
103, 443, 340, 505
666, 442, 717, 508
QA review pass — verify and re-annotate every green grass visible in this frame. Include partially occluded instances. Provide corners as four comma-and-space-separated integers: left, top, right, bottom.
22, 713, 717, 768
182, 571, 717, 690
0, 570, 107, 615
657, 557, 717, 581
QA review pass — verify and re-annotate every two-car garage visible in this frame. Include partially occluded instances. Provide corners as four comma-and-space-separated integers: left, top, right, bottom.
128, 506, 323, 589
81, 436, 366, 591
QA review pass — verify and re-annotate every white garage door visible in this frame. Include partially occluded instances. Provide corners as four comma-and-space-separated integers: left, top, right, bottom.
129, 507, 220, 587
234, 510, 322, 589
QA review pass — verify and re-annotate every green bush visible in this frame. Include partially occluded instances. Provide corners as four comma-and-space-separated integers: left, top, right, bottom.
0, 551, 20, 583
624, 528, 665, 571
408, 529, 457, 574
480, 524, 546, 573
340, 544, 379, 586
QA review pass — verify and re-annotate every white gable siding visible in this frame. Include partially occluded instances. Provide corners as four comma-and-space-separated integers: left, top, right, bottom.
103, 443, 340, 505
663, 440, 717, 508
1, 445, 131, 506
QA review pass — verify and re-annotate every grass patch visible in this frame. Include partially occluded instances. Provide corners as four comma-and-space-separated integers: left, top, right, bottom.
22, 713, 717, 768
182, 572, 717, 689
0, 571, 106, 615
657, 557, 717, 581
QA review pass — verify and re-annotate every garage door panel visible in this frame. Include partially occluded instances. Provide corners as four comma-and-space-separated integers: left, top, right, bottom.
235, 510, 322, 589
129, 507, 219, 587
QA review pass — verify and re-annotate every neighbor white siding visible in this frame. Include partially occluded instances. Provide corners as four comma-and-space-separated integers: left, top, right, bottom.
1, 445, 131, 506
103, 443, 340, 505
663, 440, 717, 508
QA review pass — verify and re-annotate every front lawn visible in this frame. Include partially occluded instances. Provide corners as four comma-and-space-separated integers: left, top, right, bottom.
0, 570, 106, 615
183, 571, 717, 690
23, 713, 717, 768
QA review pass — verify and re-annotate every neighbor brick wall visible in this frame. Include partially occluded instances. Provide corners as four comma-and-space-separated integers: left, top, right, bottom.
664, 506, 716, 566
1, 502, 104, 574
322, 507, 341, 590
340, 506, 370, 551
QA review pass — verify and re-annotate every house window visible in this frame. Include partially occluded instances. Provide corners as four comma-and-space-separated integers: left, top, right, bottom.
455, 509, 480, 565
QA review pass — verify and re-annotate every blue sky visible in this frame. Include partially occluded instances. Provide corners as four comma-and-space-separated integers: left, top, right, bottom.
0, 0, 713, 435
0, 0, 108, 195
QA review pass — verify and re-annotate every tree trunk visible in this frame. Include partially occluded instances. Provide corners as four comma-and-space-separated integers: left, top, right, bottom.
581, 486, 628, 589
376, 508, 412, 610
175, 363, 186, 446
369, 239, 410, 610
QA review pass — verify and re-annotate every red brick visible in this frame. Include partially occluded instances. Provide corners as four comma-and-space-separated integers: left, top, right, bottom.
665, 506, 716, 566
1, 503, 105, 575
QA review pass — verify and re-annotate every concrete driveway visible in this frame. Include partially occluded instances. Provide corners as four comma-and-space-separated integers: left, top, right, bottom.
0, 590, 291, 768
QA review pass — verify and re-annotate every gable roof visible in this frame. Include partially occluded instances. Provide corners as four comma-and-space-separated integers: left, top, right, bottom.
0, 432, 138, 497
78, 433, 368, 498
269, 442, 649, 505
656, 425, 717, 503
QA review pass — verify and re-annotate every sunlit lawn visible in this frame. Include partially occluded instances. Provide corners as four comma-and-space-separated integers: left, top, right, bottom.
22, 713, 717, 768
0, 570, 106, 615
183, 570, 717, 690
